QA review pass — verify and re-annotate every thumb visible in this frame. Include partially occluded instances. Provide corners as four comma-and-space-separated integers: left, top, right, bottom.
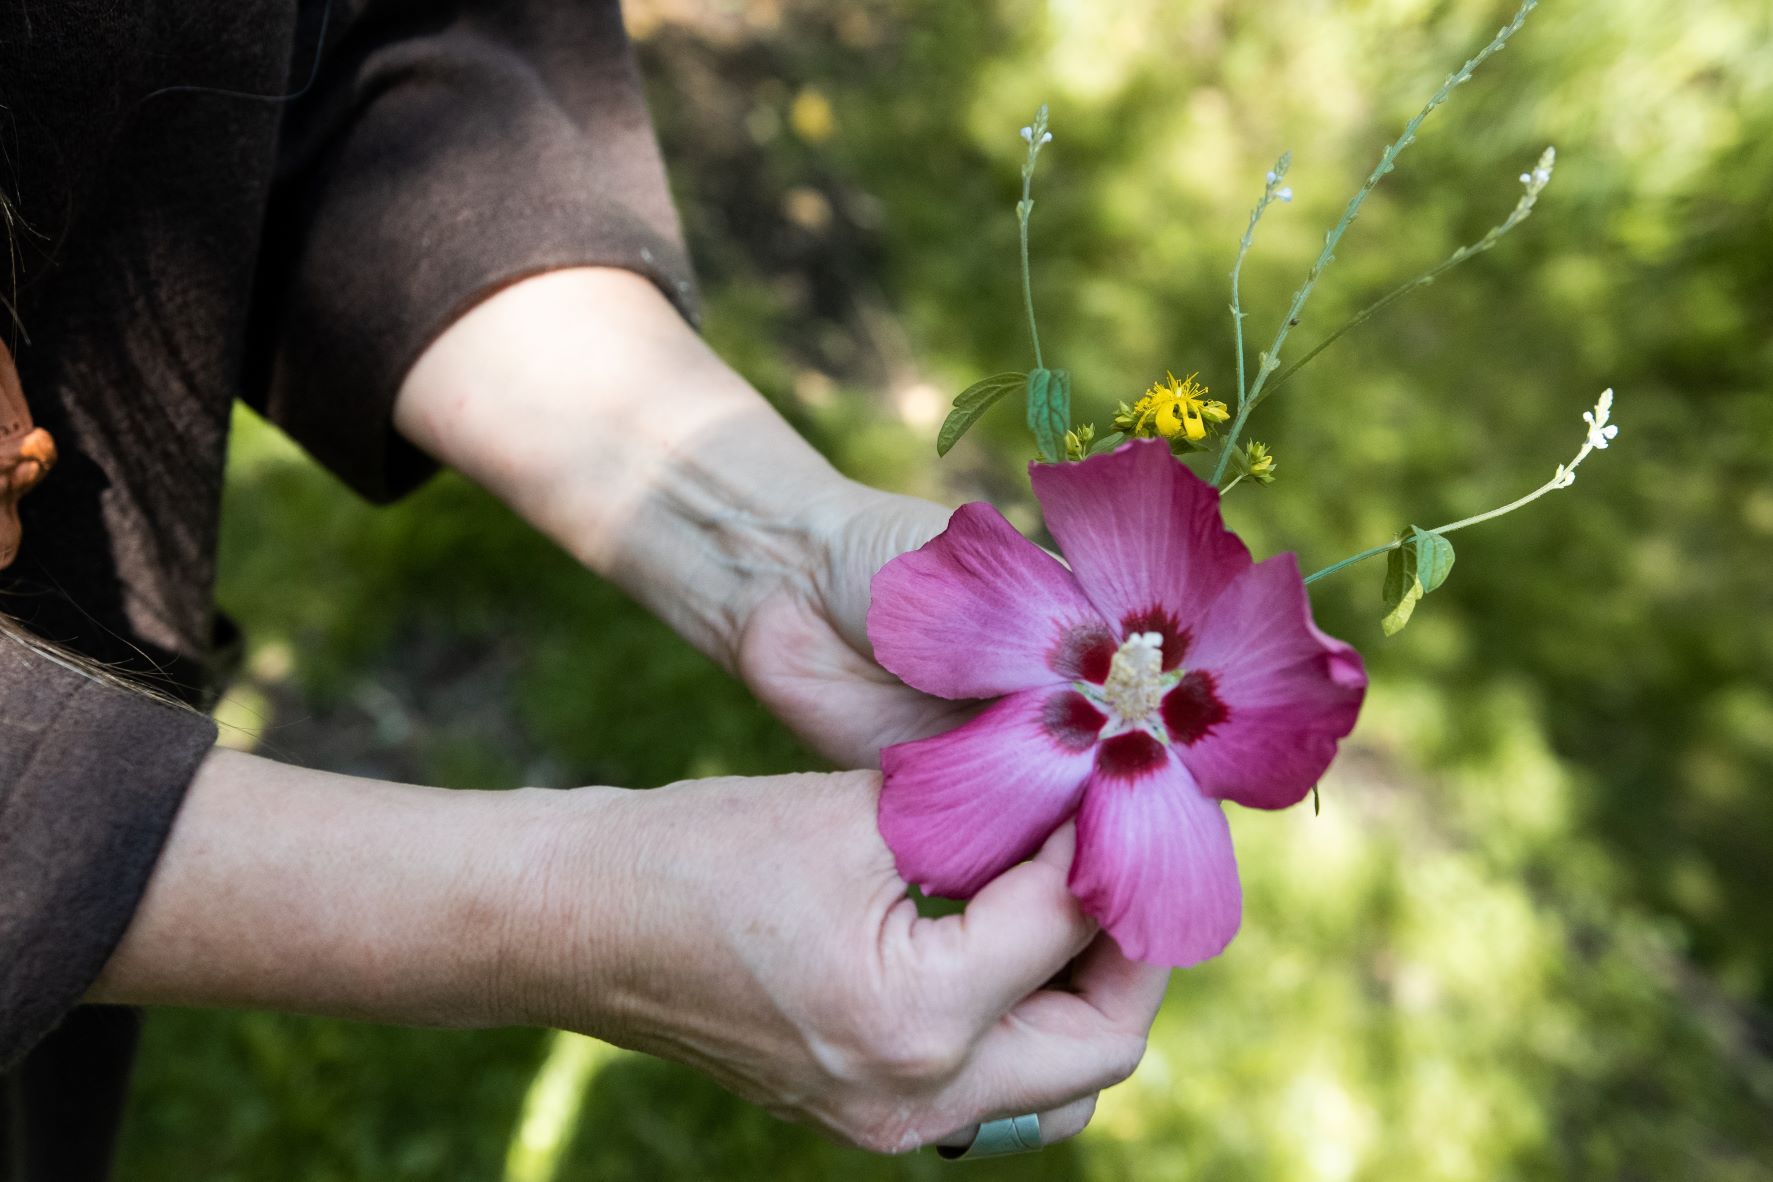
945, 823, 1095, 1017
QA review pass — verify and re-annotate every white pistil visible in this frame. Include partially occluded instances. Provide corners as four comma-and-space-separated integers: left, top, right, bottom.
1100, 632, 1170, 727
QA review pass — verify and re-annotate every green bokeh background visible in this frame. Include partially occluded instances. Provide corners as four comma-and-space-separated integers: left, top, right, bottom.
116, 1, 1773, 1178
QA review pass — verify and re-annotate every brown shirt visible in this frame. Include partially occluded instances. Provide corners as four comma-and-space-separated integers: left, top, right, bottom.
0, 2, 695, 1177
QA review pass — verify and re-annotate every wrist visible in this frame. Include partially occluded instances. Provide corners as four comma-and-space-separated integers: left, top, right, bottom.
394, 267, 864, 670
91, 751, 626, 1032
484, 783, 647, 1033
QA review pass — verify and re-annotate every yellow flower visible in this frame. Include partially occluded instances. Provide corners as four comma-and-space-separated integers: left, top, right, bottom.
1117, 372, 1228, 443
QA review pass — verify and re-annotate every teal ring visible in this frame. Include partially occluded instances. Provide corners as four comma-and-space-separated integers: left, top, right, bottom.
938, 1112, 1042, 1161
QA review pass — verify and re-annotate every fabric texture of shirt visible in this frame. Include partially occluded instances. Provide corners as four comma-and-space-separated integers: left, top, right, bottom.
0, 2, 695, 1178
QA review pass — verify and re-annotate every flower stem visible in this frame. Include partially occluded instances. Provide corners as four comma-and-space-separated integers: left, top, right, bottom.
1301, 541, 1398, 586
1219, 472, 1247, 496
1016, 105, 1053, 372
1211, 0, 1539, 486
1302, 436, 1594, 586
1019, 170, 1044, 371
1230, 154, 1290, 413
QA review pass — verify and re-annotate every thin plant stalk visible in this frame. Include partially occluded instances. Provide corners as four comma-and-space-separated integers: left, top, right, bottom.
1302, 388, 1614, 586
1020, 170, 1044, 370
1017, 105, 1053, 371
1301, 477, 1562, 585
1211, 0, 1539, 485
1265, 146, 1555, 398
1230, 154, 1291, 412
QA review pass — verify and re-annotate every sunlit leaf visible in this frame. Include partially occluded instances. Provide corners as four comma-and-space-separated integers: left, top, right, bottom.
1380, 540, 1423, 637
1381, 526, 1456, 635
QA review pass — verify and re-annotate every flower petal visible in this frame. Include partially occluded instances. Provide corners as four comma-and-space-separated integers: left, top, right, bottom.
1069, 754, 1241, 967
868, 502, 1109, 700
879, 689, 1097, 898
1028, 441, 1252, 649
1173, 553, 1367, 809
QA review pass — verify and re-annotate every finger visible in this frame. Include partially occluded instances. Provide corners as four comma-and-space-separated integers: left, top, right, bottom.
1033, 1092, 1098, 1145
927, 996, 1145, 1137
931, 1093, 1097, 1153
1068, 930, 1171, 1031
1029, 818, 1076, 870
937, 823, 1097, 1016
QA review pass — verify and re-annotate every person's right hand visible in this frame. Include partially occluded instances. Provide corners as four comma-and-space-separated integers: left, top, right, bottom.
94, 749, 1166, 1156
532, 769, 1169, 1154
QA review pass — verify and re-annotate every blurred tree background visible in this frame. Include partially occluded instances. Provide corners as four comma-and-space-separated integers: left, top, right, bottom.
116, 0, 1773, 1178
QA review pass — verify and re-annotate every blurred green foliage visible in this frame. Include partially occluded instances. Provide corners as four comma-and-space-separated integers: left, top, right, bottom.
117, 0, 1772, 1178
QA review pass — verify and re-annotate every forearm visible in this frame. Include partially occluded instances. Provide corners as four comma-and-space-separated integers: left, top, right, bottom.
393, 268, 868, 668
88, 748, 614, 1029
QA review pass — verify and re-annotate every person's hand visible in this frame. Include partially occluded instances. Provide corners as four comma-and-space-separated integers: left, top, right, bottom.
735, 485, 973, 768
96, 753, 1167, 1154
534, 769, 1169, 1154
389, 269, 1004, 769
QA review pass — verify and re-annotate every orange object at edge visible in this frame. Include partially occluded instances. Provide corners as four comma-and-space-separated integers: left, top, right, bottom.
1, 338, 56, 571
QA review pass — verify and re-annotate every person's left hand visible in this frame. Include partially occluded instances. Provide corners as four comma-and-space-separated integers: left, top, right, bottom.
391, 267, 981, 770
738, 485, 974, 769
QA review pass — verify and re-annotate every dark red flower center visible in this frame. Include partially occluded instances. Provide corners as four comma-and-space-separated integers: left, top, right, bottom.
1094, 731, 1167, 780
1043, 691, 1107, 751
1161, 670, 1229, 745
1050, 623, 1118, 683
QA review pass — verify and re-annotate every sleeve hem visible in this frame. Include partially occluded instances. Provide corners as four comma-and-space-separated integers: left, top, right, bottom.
0, 653, 217, 1070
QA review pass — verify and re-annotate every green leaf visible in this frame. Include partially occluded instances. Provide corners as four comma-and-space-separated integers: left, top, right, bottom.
1087, 430, 1126, 456
1380, 541, 1423, 637
936, 372, 1025, 456
1026, 367, 1071, 463
1380, 526, 1457, 636
1410, 526, 1456, 593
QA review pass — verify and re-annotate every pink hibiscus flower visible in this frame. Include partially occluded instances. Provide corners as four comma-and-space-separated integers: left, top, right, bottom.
867, 440, 1367, 967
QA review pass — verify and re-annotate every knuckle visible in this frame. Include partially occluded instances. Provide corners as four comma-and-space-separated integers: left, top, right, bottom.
818, 1005, 970, 1090
866, 1026, 967, 1085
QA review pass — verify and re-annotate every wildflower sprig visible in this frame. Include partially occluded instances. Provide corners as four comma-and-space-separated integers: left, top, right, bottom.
1017, 107, 1054, 371
1211, 0, 1541, 487
1302, 389, 1620, 634
1230, 154, 1293, 412
928, 0, 1610, 638
936, 106, 1074, 463
1263, 146, 1557, 399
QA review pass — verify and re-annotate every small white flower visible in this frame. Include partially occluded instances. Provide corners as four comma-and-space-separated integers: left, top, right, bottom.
1021, 126, 1034, 143
1532, 167, 1552, 186
1582, 387, 1619, 450
1552, 464, 1576, 489
1519, 172, 1533, 185
1276, 186, 1294, 202
1040, 131, 1053, 145
1266, 170, 1278, 184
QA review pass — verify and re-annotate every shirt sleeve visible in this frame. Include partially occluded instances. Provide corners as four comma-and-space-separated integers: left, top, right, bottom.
248, 0, 699, 503
0, 645, 217, 1070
